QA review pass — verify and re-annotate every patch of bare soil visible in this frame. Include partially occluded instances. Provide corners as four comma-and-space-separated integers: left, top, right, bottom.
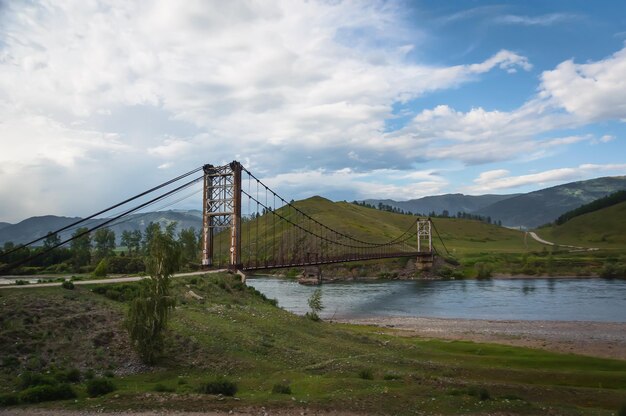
334, 316, 626, 360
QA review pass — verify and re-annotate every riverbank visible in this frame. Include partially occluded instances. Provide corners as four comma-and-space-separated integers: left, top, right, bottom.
335, 316, 626, 360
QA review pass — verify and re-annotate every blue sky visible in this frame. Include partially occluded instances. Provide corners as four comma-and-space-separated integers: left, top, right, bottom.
0, 0, 625, 222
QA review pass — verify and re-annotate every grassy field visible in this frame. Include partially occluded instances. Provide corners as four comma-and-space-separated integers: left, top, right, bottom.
535, 201, 626, 249
1, 273, 625, 415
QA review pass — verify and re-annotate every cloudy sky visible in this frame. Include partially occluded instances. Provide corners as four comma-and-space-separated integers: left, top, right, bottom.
1, 0, 625, 222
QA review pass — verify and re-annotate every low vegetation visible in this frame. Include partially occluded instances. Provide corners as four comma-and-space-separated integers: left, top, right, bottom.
1, 273, 625, 415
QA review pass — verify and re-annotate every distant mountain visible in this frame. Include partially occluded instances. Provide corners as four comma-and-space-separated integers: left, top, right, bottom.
0, 210, 203, 246
0, 222, 11, 231
474, 176, 626, 229
362, 193, 517, 216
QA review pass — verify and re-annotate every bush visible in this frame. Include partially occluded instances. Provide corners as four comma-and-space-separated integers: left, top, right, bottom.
92, 283, 140, 302
61, 280, 75, 290
0, 393, 19, 407
468, 387, 490, 401
15, 280, 30, 285
19, 372, 56, 389
271, 382, 292, 394
358, 368, 374, 380
153, 383, 175, 393
619, 402, 626, 416
474, 262, 492, 279
93, 259, 108, 277
383, 373, 401, 380
86, 377, 116, 397
107, 256, 145, 274
83, 369, 95, 379
197, 378, 238, 396
1, 355, 19, 369
19, 384, 75, 403
54, 368, 81, 383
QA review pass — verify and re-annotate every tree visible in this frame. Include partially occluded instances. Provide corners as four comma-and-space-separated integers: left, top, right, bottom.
306, 288, 324, 321
120, 230, 133, 255
178, 227, 199, 266
143, 222, 161, 253
43, 232, 61, 249
126, 225, 180, 364
70, 227, 91, 269
130, 230, 142, 254
94, 228, 116, 261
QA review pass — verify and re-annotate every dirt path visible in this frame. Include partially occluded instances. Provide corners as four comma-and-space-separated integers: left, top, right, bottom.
335, 316, 626, 360
0, 269, 228, 289
527, 231, 598, 251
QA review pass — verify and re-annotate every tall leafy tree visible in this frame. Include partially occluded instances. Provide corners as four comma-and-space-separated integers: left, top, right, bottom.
70, 227, 91, 268
94, 228, 116, 261
120, 230, 133, 255
142, 222, 161, 253
178, 227, 199, 266
126, 225, 180, 364
129, 230, 143, 255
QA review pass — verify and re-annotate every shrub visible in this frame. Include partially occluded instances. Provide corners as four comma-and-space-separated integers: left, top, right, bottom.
197, 378, 238, 396
1, 355, 19, 369
61, 280, 75, 290
54, 368, 81, 383
19, 372, 56, 389
383, 373, 401, 380
153, 383, 175, 393
93, 259, 108, 277
83, 369, 95, 380
358, 368, 374, 380
468, 387, 490, 401
19, 384, 75, 403
103, 370, 115, 378
15, 280, 30, 285
474, 262, 493, 279
86, 377, 116, 397
0, 393, 19, 407
271, 382, 292, 394
618, 402, 626, 416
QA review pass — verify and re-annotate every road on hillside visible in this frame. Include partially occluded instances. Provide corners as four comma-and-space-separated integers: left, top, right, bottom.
0, 269, 230, 289
527, 231, 597, 251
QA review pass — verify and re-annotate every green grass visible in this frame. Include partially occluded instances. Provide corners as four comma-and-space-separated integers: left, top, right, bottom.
536, 201, 626, 249
1, 274, 625, 414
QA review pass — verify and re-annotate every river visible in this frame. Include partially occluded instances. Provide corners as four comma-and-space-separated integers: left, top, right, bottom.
247, 277, 626, 322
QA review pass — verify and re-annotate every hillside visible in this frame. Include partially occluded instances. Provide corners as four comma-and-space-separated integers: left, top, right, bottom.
536, 201, 626, 249
0, 222, 10, 231
0, 274, 624, 414
0, 210, 203, 246
474, 176, 626, 228
363, 193, 516, 216
209, 196, 542, 270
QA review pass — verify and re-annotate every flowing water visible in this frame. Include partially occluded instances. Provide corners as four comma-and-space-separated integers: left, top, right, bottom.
247, 277, 626, 322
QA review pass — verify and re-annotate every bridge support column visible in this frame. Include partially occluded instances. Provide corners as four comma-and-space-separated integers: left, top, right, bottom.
201, 161, 243, 270
416, 218, 434, 271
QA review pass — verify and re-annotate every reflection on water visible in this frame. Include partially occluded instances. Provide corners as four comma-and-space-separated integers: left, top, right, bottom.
247, 277, 626, 322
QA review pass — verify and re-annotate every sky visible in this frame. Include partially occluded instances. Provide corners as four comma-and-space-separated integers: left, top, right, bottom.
1, 0, 626, 223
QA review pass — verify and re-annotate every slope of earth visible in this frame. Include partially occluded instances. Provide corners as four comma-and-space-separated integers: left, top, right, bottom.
362, 193, 516, 216
474, 176, 626, 229
535, 201, 626, 249
1, 274, 626, 415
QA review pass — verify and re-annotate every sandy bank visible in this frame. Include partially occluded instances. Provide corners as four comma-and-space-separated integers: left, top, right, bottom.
334, 316, 626, 360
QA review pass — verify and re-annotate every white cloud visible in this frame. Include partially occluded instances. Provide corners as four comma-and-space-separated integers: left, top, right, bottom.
495, 13, 578, 26
466, 164, 626, 193
540, 47, 626, 122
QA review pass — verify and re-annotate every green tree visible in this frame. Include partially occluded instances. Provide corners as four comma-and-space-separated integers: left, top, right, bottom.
43, 232, 61, 249
93, 228, 116, 261
306, 288, 324, 321
120, 230, 133, 255
129, 230, 142, 254
179, 227, 199, 266
70, 227, 91, 269
126, 226, 180, 364
142, 222, 160, 254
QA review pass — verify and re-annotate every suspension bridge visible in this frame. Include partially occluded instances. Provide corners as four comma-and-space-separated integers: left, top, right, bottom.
0, 161, 446, 274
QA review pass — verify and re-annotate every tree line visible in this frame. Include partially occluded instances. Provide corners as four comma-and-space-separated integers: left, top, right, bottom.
0, 222, 202, 275
351, 201, 502, 226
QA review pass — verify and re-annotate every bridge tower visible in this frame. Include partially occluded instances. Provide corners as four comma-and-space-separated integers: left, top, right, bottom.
416, 218, 434, 271
201, 161, 242, 270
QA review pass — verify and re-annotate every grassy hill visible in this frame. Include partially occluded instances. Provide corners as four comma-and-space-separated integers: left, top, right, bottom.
1, 274, 625, 414
536, 201, 626, 249
474, 176, 626, 228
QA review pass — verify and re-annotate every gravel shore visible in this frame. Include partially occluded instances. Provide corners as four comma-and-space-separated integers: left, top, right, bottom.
334, 316, 626, 360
